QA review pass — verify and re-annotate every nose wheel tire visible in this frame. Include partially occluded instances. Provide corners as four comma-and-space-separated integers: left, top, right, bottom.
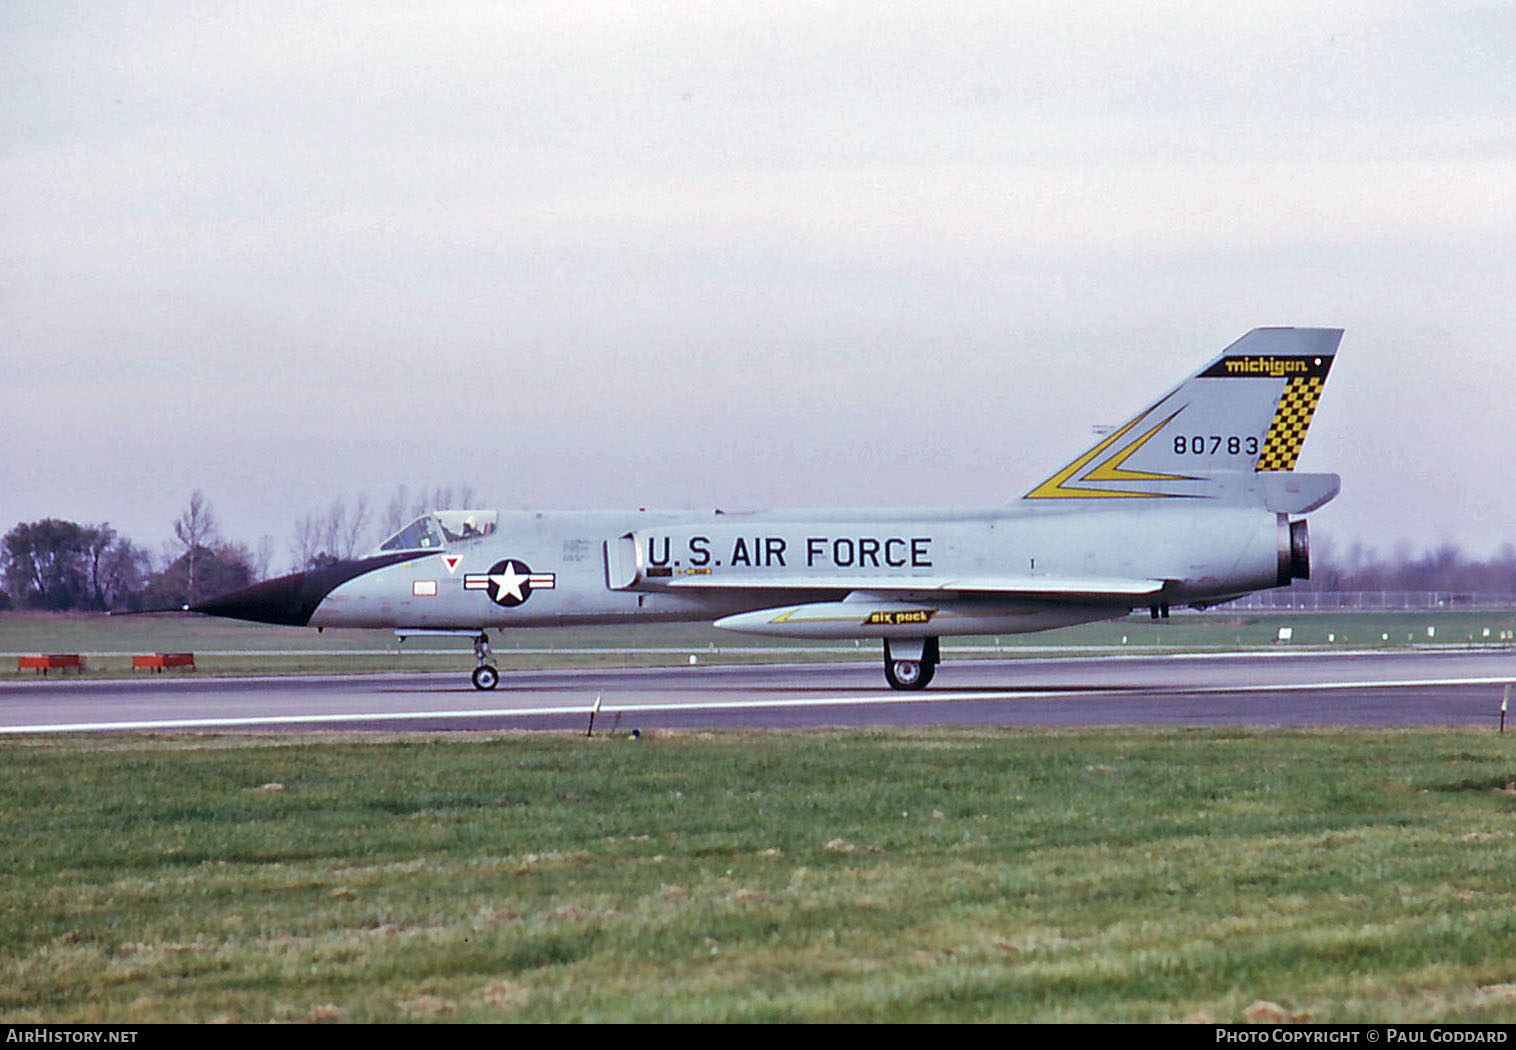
885, 658, 934, 691
471, 665, 500, 691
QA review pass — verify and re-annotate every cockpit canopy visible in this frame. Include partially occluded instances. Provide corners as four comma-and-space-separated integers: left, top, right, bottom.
376, 510, 498, 553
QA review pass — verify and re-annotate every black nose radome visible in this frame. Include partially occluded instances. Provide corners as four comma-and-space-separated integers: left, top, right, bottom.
193, 552, 435, 626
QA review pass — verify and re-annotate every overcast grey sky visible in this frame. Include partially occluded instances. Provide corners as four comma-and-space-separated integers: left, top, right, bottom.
4, 1, 1514, 569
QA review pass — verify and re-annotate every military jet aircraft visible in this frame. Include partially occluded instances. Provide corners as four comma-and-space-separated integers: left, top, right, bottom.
196, 327, 1343, 690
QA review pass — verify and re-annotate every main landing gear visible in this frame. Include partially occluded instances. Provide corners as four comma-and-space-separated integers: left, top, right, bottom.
883, 637, 939, 691
471, 631, 499, 691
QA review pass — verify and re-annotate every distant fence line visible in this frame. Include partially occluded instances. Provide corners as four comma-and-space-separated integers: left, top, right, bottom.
1221, 591, 1516, 612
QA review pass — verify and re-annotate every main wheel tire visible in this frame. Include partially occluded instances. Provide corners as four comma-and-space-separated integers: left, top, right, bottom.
472, 664, 500, 691
885, 658, 935, 691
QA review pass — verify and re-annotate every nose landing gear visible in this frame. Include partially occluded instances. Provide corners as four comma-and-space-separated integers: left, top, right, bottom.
471, 632, 499, 691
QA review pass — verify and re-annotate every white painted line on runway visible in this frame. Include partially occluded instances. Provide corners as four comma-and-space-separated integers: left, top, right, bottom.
0, 690, 1062, 733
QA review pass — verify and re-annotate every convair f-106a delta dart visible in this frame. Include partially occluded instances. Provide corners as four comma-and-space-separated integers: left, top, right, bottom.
196, 327, 1344, 691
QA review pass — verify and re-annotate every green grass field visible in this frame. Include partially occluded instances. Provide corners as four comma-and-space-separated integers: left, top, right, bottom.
4, 729, 1516, 1023
4, 608, 1514, 678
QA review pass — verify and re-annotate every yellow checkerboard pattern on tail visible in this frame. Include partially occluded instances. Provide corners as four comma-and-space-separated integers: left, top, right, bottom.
1255, 376, 1325, 472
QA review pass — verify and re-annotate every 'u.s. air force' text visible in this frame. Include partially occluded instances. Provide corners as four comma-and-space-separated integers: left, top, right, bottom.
644, 535, 933, 569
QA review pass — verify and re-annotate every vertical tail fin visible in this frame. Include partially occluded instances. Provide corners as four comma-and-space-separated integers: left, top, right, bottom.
1022, 327, 1343, 502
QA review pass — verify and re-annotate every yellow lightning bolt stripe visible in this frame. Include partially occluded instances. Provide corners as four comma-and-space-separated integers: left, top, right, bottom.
1255, 377, 1325, 472
1025, 406, 1196, 499
1081, 407, 1200, 483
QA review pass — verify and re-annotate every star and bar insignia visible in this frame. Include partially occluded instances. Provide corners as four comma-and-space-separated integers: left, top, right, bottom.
463, 559, 556, 607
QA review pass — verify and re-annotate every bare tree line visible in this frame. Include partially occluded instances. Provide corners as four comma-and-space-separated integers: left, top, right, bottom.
2, 492, 249, 611
1296, 535, 1516, 596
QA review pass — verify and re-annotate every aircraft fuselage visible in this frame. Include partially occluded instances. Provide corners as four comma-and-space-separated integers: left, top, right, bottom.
298, 503, 1287, 633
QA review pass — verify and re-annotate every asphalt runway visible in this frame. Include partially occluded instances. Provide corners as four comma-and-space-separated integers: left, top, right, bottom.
2, 648, 1514, 734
